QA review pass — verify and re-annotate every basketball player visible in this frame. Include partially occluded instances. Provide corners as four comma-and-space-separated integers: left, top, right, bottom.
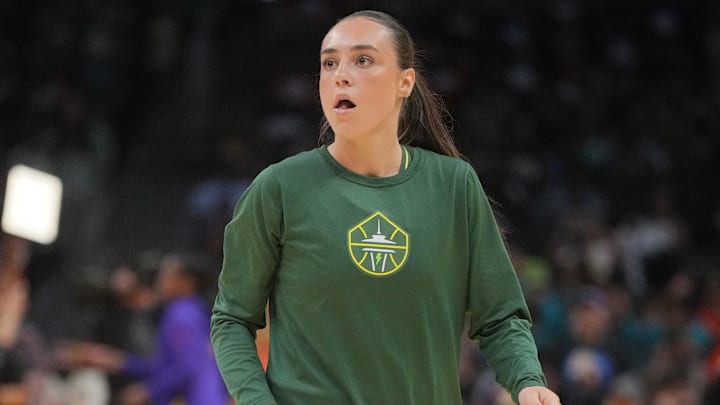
211, 10, 561, 405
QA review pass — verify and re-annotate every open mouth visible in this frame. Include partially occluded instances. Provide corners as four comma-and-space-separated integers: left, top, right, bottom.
334, 99, 356, 110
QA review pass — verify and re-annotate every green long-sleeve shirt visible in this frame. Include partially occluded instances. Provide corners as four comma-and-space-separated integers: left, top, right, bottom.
211, 145, 546, 405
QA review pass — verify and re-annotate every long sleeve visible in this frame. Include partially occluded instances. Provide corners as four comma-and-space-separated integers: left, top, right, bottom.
211, 167, 282, 405
122, 353, 153, 379
464, 167, 546, 403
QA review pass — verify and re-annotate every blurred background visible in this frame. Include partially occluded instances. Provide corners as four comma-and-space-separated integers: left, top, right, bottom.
0, 0, 719, 404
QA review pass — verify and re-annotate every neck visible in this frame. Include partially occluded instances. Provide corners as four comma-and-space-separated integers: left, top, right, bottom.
328, 134, 403, 177
168, 288, 197, 302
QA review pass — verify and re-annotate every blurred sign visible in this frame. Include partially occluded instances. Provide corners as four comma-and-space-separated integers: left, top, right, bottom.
2, 165, 63, 244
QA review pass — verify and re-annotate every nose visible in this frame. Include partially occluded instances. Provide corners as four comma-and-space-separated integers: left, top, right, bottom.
334, 60, 351, 86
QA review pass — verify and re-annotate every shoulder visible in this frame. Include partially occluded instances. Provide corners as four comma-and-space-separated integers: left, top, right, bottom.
245, 149, 322, 191
413, 146, 472, 169
266, 148, 324, 176
165, 296, 208, 324
411, 146, 476, 181
411, 147, 491, 204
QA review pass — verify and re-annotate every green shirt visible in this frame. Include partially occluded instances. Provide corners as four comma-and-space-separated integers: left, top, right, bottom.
211, 145, 546, 405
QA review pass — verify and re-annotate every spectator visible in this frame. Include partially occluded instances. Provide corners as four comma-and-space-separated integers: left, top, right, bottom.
92, 260, 157, 403
558, 287, 616, 404
0, 267, 29, 405
75, 253, 228, 405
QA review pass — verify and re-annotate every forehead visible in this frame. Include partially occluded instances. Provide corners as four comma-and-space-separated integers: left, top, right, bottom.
321, 17, 394, 52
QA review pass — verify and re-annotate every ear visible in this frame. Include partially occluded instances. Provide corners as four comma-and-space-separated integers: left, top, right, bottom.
398, 68, 416, 98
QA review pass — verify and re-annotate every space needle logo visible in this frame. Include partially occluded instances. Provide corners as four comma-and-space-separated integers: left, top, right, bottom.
348, 211, 409, 277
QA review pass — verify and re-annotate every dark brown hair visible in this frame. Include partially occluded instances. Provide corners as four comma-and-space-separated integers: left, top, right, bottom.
319, 10, 461, 158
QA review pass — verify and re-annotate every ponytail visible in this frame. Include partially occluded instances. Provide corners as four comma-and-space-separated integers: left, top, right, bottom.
398, 72, 460, 158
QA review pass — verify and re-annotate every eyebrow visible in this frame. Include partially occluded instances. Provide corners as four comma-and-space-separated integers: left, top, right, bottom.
320, 44, 380, 56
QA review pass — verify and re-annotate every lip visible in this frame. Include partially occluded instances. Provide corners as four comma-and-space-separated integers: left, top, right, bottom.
333, 106, 356, 115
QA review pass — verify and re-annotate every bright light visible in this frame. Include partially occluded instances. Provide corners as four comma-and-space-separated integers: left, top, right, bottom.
2, 165, 63, 245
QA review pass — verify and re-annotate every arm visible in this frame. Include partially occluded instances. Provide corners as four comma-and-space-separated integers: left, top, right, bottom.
211, 167, 282, 405
463, 166, 550, 403
122, 353, 153, 379
0, 236, 29, 351
0, 280, 27, 350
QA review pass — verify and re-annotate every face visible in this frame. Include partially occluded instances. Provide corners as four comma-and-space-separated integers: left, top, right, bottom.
156, 261, 179, 301
156, 257, 192, 301
319, 17, 415, 141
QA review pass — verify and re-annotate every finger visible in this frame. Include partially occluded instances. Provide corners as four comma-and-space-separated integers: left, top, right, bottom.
542, 393, 561, 405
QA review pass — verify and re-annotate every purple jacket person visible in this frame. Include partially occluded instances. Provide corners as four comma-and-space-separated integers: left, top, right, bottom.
123, 294, 227, 405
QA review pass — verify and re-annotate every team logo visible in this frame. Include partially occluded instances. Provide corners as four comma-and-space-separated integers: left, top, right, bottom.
348, 211, 409, 277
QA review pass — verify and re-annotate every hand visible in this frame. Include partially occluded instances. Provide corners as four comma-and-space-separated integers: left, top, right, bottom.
57, 342, 126, 373
83, 342, 126, 372
518, 386, 561, 405
0, 383, 29, 405
119, 383, 149, 405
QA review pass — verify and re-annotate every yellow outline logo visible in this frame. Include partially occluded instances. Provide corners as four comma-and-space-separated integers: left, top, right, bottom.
348, 212, 409, 277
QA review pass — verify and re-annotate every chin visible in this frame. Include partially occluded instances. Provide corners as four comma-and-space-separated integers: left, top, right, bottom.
331, 128, 366, 142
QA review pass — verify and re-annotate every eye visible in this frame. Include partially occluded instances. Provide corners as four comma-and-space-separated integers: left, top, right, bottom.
322, 58, 337, 70
357, 55, 373, 66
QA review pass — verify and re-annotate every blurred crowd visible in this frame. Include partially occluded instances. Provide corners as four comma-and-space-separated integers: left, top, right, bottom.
0, 0, 719, 404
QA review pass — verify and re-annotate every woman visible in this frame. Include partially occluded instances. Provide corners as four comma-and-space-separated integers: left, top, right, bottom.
211, 10, 561, 405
